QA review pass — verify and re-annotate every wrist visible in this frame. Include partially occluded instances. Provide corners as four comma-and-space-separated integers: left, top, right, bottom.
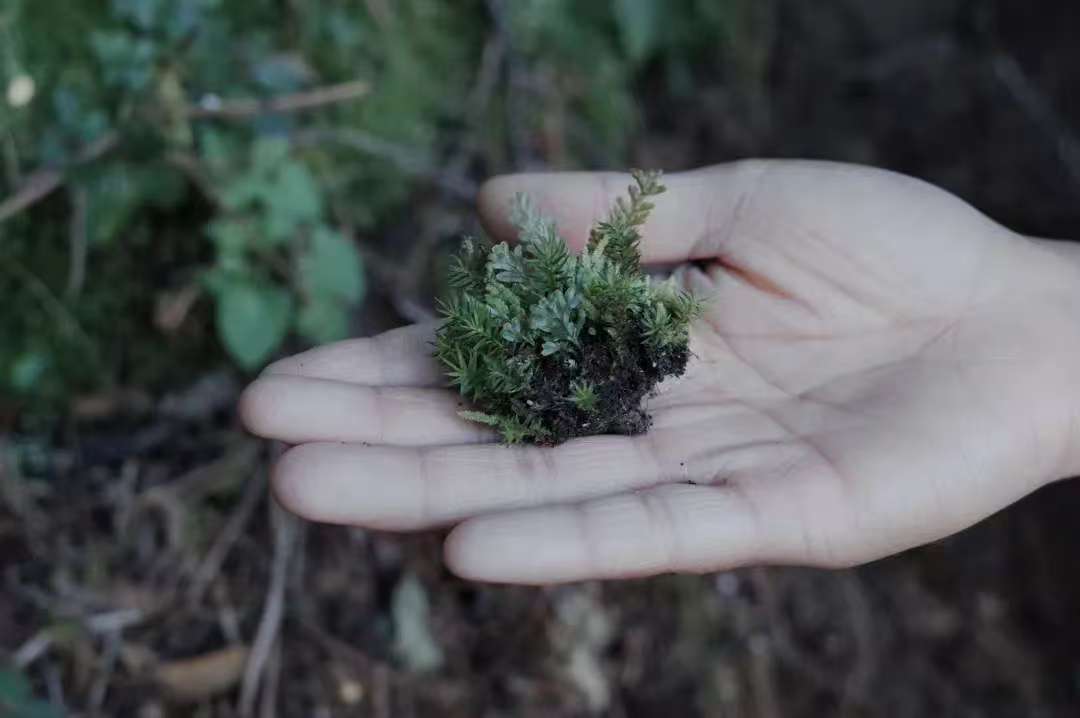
1060, 243, 1080, 479
1028, 238, 1080, 480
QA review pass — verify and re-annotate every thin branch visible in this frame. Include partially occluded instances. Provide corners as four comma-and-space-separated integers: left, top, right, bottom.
88, 630, 122, 715
0, 253, 104, 373
0, 79, 371, 225
748, 634, 781, 718
238, 501, 297, 717
13, 609, 145, 668
258, 641, 283, 718
3, 131, 20, 187
66, 186, 88, 298
486, 0, 536, 169
186, 79, 371, 120
0, 132, 119, 225
43, 661, 67, 713
186, 475, 265, 606
295, 128, 477, 200
442, 35, 505, 196
165, 151, 220, 207
992, 54, 1080, 192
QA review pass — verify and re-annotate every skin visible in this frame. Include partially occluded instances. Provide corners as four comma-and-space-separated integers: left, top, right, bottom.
239, 160, 1080, 584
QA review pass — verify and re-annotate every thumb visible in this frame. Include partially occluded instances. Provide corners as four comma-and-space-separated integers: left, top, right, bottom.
476, 163, 766, 265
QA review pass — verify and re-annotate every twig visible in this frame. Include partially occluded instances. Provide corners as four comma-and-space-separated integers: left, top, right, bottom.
186, 79, 371, 120
486, 0, 536, 169
42, 661, 66, 713
238, 501, 297, 717
88, 630, 122, 716
441, 35, 505, 196
372, 663, 392, 718
0, 437, 45, 531
0, 253, 104, 373
748, 634, 781, 718
299, 619, 387, 674
187, 474, 266, 606
839, 572, 877, 709
13, 608, 145, 668
468, 36, 506, 126
12, 632, 52, 669
294, 128, 478, 201
165, 151, 219, 207
363, 0, 395, 32
0, 131, 119, 225
66, 186, 88, 298
992, 54, 1080, 192
0, 79, 371, 225
214, 582, 244, 645
3, 131, 20, 187
258, 640, 283, 718
749, 569, 836, 692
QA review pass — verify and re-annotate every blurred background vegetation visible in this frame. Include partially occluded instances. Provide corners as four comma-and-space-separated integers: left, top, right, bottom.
2, 0, 1080, 716
0, 0, 773, 411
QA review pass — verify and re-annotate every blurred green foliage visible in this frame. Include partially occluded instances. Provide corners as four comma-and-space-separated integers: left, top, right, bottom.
0, 666, 63, 718
0, 0, 764, 409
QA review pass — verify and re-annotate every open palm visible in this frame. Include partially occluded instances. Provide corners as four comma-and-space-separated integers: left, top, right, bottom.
240, 160, 1080, 583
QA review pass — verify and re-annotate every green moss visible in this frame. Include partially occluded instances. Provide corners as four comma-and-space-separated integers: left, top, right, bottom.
435, 170, 701, 445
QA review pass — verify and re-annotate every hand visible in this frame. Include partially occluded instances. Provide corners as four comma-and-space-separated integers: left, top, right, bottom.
239, 160, 1080, 583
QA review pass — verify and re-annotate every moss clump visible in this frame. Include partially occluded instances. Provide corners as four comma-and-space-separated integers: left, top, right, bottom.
435, 170, 701, 445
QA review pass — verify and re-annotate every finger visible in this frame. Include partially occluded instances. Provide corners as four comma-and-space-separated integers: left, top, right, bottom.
239, 374, 491, 446
269, 418, 792, 530
442, 425, 864, 583
443, 483, 777, 584
263, 322, 442, 387
477, 162, 771, 265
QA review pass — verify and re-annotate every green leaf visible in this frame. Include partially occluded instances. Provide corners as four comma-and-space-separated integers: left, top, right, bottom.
613, 0, 662, 63
219, 175, 267, 212
215, 281, 292, 370
113, 0, 165, 31
253, 54, 313, 92
200, 127, 238, 176
251, 136, 291, 173
0, 667, 62, 718
165, 0, 214, 41
10, 351, 49, 392
74, 163, 187, 246
206, 217, 254, 255
0, 668, 32, 702
299, 227, 365, 302
90, 30, 157, 90
83, 166, 140, 244
296, 296, 350, 344
391, 573, 444, 673
268, 162, 322, 225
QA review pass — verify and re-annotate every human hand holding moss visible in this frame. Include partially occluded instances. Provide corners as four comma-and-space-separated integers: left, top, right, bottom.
240, 161, 1080, 584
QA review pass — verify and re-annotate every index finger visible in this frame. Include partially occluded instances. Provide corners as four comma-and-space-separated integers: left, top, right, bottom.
477, 161, 771, 265
261, 321, 442, 387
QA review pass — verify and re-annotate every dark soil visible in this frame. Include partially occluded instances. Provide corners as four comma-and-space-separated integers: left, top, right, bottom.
516, 329, 689, 445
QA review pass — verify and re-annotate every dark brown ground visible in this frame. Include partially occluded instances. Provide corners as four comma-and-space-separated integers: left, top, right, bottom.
515, 333, 688, 444
4, 0, 1080, 715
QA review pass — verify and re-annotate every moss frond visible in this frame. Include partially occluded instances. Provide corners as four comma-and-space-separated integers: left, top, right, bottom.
569, 380, 599, 413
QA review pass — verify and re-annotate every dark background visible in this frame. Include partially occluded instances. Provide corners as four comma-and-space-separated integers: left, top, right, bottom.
2, 0, 1079, 715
